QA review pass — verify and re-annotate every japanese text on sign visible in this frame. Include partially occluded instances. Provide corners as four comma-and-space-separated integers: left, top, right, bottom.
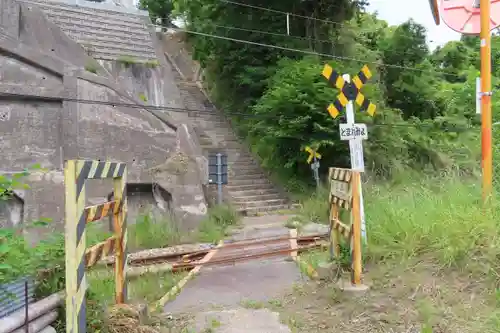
339, 123, 368, 140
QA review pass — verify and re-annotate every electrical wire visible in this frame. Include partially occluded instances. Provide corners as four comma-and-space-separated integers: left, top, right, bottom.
162, 25, 461, 77
218, 0, 347, 27
0, 92, 477, 132
208, 23, 491, 61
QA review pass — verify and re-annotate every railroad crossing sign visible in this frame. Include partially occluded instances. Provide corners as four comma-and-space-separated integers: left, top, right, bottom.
322, 64, 378, 243
321, 64, 377, 119
304, 146, 321, 189
304, 146, 321, 164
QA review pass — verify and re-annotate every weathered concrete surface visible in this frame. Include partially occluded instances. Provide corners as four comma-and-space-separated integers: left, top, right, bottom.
97, 61, 186, 110
0, 0, 208, 240
148, 124, 208, 231
192, 308, 291, 333
163, 215, 303, 311
163, 215, 301, 332
14, 1, 114, 79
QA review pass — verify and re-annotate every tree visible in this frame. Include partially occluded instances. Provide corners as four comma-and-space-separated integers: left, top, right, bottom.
139, 0, 173, 23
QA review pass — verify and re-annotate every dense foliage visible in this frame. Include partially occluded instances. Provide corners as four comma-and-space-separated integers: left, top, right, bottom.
144, 0, 499, 190
0, 166, 60, 284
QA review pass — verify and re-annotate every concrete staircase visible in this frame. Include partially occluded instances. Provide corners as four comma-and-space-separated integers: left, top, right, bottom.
173, 75, 294, 215
19, 0, 156, 60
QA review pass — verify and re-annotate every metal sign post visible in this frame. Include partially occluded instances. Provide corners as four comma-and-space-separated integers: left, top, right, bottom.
304, 146, 322, 190
216, 153, 223, 204
208, 153, 228, 205
322, 64, 379, 244
342, 74, 367, 242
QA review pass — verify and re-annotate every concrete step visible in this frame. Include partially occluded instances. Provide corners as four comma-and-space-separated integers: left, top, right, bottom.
226, 183, 275, 191
21, 0, 158, 61
237, 204, 293, 216
229, 178, 271, 186
228, 188, 281, 196
238, 199, 288, 208
229, 170, 263, 177
21, 0, 148, 24
230, 173, 268, 181
232, 193, 284, 202
228, 164, 262, 172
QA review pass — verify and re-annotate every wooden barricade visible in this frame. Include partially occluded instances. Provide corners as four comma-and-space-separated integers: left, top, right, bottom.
64, 160, 128, 333
328, 167, 363, 286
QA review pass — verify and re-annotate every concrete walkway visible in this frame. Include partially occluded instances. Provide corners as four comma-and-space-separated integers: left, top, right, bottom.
163, 215, 306, 332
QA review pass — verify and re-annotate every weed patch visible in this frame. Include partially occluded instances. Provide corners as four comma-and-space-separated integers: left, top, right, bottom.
138, 93, 148, 102
128, 214, 181, 251
145, 59, 160, 68
240, 299, 265, 309
84, 59, 100, 74
86, 267, 187, 331
273, 174, 500, 332
286, 186, 330, 227
117, 55, 137, 67
196, 204, 240, 243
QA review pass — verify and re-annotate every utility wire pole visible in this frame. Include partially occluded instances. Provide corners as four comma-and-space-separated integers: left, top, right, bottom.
479, 0, 493, 202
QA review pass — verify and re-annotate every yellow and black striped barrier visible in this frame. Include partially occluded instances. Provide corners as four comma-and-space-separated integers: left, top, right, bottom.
64, 160, 128, 333
328, 167, 363, 286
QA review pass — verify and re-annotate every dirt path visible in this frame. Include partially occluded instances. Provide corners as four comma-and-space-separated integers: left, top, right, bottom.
163, 215, 306, 332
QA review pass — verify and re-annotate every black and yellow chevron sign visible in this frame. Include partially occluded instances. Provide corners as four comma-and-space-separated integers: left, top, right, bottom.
322, 64, 377, 118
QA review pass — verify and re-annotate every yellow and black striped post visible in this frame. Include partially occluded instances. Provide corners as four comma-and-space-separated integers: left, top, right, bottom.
328, 167, 363, 285
64, 159, 128, 333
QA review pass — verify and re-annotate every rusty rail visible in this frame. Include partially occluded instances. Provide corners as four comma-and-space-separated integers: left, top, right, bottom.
123, 232, 328, 267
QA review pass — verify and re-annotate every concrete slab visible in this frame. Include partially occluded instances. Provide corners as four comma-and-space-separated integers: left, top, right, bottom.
192, 308, 291, 333
163, 215, 306, 316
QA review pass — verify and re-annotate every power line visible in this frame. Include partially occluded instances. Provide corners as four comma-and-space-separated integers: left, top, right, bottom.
163, 25, 460, 77
219, 0, 344, 26
210, 23, 461, 60
0, 92, 477, 132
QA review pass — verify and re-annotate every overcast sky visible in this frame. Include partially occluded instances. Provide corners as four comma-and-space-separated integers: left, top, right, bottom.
366, 0, 462, 50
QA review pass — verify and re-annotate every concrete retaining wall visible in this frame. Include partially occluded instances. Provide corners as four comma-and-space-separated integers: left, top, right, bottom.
0, 0, 208, 240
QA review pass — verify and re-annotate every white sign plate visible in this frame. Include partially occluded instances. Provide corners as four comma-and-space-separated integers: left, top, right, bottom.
339, 123, 368, 140
349, 139, 365, 172
476, 77, 481, 115
330, 179, 350, 201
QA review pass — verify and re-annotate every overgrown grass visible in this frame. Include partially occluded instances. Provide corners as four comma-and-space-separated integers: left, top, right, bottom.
364, 175, 500, 276
286, 186, 330, 227
196, 204, 241, 243
86, 268, 187, 332
292, 173, 500, 277
128, 214, 181, 251
273, 173, 500, 332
